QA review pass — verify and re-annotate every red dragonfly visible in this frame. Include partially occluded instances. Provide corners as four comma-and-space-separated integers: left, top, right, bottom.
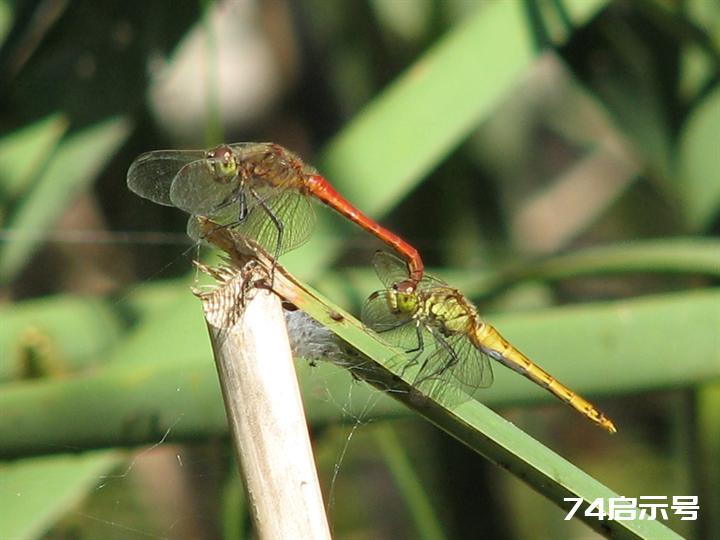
127, 143, 423, 289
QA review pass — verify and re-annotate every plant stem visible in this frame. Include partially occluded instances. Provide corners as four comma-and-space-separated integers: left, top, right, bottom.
199, 265, 330, 540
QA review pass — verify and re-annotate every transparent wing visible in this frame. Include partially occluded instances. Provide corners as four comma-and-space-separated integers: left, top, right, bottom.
371, 251, 411, 289
234, 186, 315, 256
188, 185, 315, 254
371, 250, 447, 290
412, 330, 494, 404
169, 159, 239, 215
361, 290, 427, 351
127, 149, 206, 206
363, 289, 410, 330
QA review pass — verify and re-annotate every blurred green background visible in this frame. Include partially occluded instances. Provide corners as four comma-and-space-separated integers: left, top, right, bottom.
1, 0, 719, 538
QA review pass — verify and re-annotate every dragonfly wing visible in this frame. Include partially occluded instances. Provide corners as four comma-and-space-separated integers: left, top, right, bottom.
413, 331, 493, 404
362, 289, 410, 331
233, 186, 315, 256
371, 251, 447, 290
186, 215, 202, 243
362, 291, 427, 349
371, 251, 412, 289
443, 334, 494, 396
127, 150, 205, 206
169, 160, 239, 216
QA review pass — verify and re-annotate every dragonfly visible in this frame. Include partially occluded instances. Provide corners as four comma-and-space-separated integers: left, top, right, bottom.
127, 142, 423, 288
361, 251, 617, 433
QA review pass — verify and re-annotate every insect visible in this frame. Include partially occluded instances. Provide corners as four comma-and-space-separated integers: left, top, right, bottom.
127, 143, 423, 289
362, 251, 616, 433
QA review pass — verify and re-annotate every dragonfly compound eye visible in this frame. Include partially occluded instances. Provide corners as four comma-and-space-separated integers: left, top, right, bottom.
206, 145, 238, 183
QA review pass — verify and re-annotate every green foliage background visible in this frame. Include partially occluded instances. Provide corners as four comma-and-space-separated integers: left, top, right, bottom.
0, 1, 718, 539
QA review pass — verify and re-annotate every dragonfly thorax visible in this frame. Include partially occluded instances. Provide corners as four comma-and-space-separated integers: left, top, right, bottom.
244, 144, 318, 189
423, 289, 476, 336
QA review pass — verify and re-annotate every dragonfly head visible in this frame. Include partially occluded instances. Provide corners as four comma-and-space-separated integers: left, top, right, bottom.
205, 144, 238, 183
392, 279, 417, 294
389, 284, 418, 315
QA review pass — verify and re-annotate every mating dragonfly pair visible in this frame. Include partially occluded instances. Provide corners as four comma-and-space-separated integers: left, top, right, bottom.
128, 143, 616, 433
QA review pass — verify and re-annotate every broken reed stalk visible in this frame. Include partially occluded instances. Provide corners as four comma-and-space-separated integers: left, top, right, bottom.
194, 258, 331, 540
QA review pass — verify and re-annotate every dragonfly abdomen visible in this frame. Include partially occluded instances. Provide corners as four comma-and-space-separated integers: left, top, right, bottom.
473, 325, 617, 433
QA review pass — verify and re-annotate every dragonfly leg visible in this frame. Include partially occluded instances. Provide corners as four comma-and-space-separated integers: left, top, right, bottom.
194, 188, 245, 244
399, 324, 424, 379
212, 187, 243, 215
237, 188, 248, 221
404, 323, 424, 356
431, 333, 460, 378
248, 185, 284, 287
413, 331, 459, 393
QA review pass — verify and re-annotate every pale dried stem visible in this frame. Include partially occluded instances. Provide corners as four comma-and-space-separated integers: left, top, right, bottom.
195, 260, 331, 540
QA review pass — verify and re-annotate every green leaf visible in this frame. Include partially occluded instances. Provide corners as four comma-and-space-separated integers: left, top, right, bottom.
0, 117, 131, 283
484, 288, 720, 402
0, 114, 68, 203
333, 237, 720, 304
221, 465, 248, 540
0, 452, 124, 540
696, 380, 720, 535
272, 267, 687, 539
282, 0, 608, 280
0, 294, 124, 382
678, 84, 720, 230
319, 0, 606, 210
2, 286, 718, 457
374, 424, 447, 540
0, 275, 714, 537
0, 0, 11, 46
474, 237, 720, 297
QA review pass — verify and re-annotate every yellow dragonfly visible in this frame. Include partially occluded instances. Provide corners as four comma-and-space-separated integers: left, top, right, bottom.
361, 252, 616, 434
